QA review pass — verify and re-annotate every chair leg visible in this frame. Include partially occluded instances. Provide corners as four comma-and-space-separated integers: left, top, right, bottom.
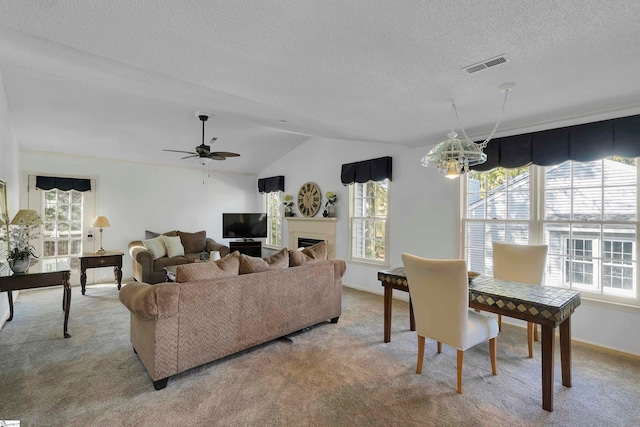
527, 322, 534, 358
490, 337, 497, 375
437, 341, 442, 354
457, 350, 464, 394
417, 335, 425, 374
498, 314, 502, 332
534, 323, 539, 341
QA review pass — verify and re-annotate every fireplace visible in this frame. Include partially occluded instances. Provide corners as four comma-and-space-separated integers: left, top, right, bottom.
297, 237, 325, 248
286, 217, 337, 259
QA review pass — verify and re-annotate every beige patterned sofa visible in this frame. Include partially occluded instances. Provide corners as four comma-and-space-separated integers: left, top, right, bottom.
119, 243, 345, 389
128, 230, 230, 284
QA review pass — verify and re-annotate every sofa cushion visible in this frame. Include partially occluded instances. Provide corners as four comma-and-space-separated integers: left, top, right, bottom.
142, 235, 167, 260
178, 230, 207, 254
153, 256, 188, 271
239, 249, 289, 274
289, 241, 328, 266
175, 251, 241, 282
163, 235, 185, 258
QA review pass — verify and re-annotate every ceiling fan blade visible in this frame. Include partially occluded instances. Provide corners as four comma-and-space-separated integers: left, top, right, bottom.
209, 155, 226, 161
181, 154, 200, 159
163, 149, 197, 155
208, 137, 218, 144
211, 151, 241, 158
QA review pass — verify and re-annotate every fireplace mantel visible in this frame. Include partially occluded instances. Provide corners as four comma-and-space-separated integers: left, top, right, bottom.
286, 217, 337, 259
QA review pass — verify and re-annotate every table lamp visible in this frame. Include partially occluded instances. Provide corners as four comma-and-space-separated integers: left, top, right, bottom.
90, 216, 111, 254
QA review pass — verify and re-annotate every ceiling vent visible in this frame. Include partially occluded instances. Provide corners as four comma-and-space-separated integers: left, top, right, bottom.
463, 55, 509, 74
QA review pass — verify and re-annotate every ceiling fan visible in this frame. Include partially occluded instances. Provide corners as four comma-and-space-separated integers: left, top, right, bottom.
163, 114, 241, 164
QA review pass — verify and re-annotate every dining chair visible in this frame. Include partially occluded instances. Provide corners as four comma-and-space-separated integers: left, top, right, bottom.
401, 253, 498, 394
492, 242, 548, 358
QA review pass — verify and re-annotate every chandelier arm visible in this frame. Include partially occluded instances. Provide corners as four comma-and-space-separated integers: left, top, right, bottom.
453, 89, 512, 149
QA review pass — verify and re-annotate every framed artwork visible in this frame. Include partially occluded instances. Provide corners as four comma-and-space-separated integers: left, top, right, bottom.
0, 179, 9, 275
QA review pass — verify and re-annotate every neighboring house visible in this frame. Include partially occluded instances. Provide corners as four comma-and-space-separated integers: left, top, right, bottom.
468, 159, 636, 293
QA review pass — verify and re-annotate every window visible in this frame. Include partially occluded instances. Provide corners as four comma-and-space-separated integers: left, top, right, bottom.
265, 191, 283, 248
350, 179, 388, 264
41, 189, 84, 272
462, 157, 638, 305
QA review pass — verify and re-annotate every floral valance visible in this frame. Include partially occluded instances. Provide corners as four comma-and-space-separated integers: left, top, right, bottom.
472, 114, 640, 171
35, 176, 92, 192
341, 156, 393, 185
258, 176, 285, 193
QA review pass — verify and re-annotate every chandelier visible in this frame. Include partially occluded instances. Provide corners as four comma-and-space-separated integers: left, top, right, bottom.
422, 83, 515, 179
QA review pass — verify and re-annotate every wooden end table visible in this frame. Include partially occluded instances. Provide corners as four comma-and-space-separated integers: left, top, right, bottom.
80, 251, 123, 295
0, 270, 72, 338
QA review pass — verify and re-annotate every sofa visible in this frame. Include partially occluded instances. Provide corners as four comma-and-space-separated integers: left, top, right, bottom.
119, 242, 345, 389
128, 230, 230, 284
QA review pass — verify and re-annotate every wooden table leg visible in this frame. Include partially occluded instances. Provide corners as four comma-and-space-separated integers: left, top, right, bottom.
409, 295, 416, 332
63, 279, 71, 338
6, 290, 14, 321
541, 324, 555, 412
114, 265, 123, 290
80, 267, 87, 295
560, 316, 572, 387
384, 284, 392, 343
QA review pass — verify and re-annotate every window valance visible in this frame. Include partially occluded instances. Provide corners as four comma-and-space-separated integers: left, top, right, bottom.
472, 114, 640, 171
36, 176, 92, 192
341, 156, 393, 185
258, 176, 285, 193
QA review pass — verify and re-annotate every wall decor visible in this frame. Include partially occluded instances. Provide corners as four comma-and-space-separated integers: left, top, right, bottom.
297, 182, 322, 217
0, 179, 9, 276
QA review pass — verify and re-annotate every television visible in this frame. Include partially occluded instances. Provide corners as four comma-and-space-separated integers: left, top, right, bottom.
222, 213, 268, 239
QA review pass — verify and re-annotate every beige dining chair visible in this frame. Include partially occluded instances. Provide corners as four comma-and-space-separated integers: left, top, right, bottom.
492, 242, 548, 358
402, 253, 498, 394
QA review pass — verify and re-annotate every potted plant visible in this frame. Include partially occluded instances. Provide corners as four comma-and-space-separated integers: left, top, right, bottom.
323, 191, 337, 218
283, 194, 295, 217
5, 210, 42, 274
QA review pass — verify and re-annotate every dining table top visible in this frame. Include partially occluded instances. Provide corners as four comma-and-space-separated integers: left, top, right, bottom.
378, 267, 581, 327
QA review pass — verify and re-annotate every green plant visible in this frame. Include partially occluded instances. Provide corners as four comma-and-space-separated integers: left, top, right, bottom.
6, 224, 40, 262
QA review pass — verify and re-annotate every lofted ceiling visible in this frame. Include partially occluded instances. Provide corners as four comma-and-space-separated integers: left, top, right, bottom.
1, 1, 640, 174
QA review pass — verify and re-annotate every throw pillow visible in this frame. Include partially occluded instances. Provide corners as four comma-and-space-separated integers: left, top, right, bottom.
289, 241, 328, 267
263, 248, 289, 269
239, 254, 272, 274
141, 235, 167, 260
163, 235, 185, 258
177, 230, 207, 254
176, 251, 241, 282
145, 230, 177, 239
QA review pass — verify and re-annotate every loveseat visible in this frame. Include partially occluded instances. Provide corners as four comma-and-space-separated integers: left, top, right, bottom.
128, 230, 230, 284
119, 243, 345, 389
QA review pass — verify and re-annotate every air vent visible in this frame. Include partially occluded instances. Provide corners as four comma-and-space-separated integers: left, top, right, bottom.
463, 55, 509, 74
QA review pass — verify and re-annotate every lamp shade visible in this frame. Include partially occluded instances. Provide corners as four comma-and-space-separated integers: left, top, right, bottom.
90, 216, 111, 228
10, 209, 44, 226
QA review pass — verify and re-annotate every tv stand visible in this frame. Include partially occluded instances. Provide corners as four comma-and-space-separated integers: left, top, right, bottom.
229, 240, 262, 257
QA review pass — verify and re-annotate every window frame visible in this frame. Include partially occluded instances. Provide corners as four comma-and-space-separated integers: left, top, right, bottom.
348, 179, 390, 266
460, 158, 640, 307
264, 190, 284, 249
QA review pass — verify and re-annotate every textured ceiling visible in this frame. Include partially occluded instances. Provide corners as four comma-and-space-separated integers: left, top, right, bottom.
1, 1, 640, 174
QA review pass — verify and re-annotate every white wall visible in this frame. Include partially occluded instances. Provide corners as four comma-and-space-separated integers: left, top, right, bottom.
258, 137, 640, 356
0, 71, 21, 328
20, 151, 259, 282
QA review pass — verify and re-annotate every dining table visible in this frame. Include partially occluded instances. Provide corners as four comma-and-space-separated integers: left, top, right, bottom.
378, 267, 582, 412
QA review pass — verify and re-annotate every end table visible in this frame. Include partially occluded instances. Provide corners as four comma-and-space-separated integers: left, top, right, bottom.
80, 251, 123, 295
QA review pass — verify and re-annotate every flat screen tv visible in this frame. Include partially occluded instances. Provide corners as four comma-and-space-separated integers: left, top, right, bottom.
222, 213, 268, 239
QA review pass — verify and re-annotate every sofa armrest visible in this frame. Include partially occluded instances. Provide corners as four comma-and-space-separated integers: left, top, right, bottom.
331, 259, 347, 281
119, 282, 180, 321
206, 238, 230, 257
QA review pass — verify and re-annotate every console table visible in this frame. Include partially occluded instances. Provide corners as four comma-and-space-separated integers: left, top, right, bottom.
378, 268, 581, 412
0, 270, 72, 338
80, 251, 123, 295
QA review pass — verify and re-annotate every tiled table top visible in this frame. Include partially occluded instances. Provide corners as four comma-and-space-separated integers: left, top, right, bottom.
378, 268, 581, 326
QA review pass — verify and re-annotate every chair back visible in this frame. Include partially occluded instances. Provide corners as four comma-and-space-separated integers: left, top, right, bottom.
402, 253, 469, 350
493, 242, 548, 286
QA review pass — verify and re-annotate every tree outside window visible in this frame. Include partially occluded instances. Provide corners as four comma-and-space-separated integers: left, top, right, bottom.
350, 179, 388, 263
266, 191, 283, 248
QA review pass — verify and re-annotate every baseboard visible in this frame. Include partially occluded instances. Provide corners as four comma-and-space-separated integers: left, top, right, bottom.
342, 281, 409, 302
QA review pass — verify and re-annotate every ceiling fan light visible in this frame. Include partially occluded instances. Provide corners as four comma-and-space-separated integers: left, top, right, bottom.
199, 157, 212, 165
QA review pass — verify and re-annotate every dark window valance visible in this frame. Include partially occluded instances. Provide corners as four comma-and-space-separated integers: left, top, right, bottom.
472, 114, 640, 171
258, 176, 285, 193
36, 176, 92, 192
341, 156, 393, 185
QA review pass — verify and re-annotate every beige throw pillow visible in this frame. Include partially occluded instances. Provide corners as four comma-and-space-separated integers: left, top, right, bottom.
142, 235, 167, 260
239, 249, 289, 274
177, 230, 207, 254
176, 251, 241, 282
289, 241, 328, 267
163, 235, 185, 258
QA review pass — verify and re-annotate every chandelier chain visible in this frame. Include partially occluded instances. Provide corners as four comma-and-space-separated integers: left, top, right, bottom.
453, 88, 512, 149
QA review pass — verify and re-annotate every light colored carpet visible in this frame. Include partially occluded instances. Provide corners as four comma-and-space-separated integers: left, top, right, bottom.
0, 283, 638, 426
